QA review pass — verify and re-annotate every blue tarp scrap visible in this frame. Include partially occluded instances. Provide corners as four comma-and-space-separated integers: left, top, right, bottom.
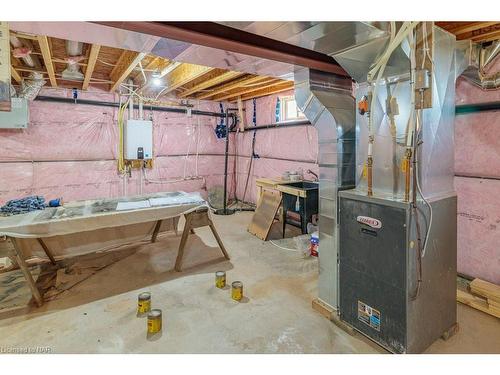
0, 196, 46, 216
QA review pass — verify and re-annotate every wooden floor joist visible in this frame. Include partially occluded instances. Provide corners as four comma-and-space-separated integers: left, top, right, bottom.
110, 50, 147, 92
10, 66, 22, 83
196, 75, 269, 100
37, 35, 57, 87
179, 70, 243, 98
82, 44, 101, 90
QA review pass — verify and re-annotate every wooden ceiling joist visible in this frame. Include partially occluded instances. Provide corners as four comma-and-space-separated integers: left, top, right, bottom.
37, 35, 57, 87
470, 27, 500, 42
133, 56, 160, 83
160, 63, 213, 96
231, 82, 294, 102
212, 78, 282, 101
10, 66, 22, 83
196, 75, 270, 100
10, 31, 38, 41
448, 22, 498, 36
475, 30, 500, 43
110, 50, 147, 92
178, 70, 244, 98
8, 28, 292, 101
13, 67, 47, 75
436, 22, 500, 43
82, 44, 101, 90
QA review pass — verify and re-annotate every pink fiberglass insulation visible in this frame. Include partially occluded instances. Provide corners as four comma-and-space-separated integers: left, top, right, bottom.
455, 177, 500, 284
455, 111, 500, 179
454, 74, 500, 283
0, 87, 231, 204
230, 89, 319, 204
0, 101, 118, 162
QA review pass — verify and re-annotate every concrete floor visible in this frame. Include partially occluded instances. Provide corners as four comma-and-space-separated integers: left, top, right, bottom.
0, 212, 498, 353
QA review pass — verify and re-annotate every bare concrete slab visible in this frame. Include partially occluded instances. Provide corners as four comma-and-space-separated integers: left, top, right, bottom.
0, 212, 498, 354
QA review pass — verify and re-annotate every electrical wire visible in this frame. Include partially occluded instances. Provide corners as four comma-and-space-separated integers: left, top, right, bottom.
269, 240, 301, 252
414, 113, 433, 256
138, 61, 147, 84
241, 98, 258, 204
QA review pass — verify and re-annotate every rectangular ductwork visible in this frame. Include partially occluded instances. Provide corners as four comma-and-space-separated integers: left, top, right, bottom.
294, 68, 356, 309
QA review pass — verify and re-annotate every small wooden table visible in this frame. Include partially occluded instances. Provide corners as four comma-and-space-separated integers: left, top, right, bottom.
255, 178, 288, 208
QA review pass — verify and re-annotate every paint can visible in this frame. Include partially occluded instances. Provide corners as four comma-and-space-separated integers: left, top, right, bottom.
137, 292, 151, 315
231, 281, 243, 302
147, 309, 162, 334
215, 271, 226, 289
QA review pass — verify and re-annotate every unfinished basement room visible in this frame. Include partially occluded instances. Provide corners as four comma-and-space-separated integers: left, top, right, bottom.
1, 2, 499, 370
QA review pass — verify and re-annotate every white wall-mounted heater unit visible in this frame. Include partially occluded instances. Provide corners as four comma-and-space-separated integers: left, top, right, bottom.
124, 119, 153, 160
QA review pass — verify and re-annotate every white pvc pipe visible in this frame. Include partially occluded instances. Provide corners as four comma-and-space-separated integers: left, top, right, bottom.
129, 96, 133, 120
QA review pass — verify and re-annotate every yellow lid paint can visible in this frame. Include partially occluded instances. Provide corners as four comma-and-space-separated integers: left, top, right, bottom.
231, 281, 243, 302
147, 309, 162, 334
137, 292, 151, 315
215, 271, 226, 289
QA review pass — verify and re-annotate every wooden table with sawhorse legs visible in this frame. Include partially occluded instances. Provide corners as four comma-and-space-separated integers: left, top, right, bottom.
6, 208, 228, 307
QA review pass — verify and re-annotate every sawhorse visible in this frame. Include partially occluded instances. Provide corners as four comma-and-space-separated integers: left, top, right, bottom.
174, 207, 230, 272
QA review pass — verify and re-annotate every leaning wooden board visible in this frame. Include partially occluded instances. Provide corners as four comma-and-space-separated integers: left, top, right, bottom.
248, 190, 282, 241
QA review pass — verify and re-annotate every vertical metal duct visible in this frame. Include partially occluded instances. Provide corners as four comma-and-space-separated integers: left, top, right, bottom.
294, 68, 356, 309
460, 40, 500, 90
62, 40, 85, 81
10, 35, 42, 68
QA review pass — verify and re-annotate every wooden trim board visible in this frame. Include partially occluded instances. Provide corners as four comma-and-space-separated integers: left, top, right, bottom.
312, 298, 356, 335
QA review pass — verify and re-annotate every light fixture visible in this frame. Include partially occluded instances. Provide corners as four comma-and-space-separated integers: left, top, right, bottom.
152, 77, 162, 86
151, 69, 162, 86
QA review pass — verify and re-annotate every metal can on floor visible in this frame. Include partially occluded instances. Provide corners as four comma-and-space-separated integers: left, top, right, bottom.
215, 271, 226, 289
137, 292, 151, 315
231, 281, 243, 301
147, 309, 162, 334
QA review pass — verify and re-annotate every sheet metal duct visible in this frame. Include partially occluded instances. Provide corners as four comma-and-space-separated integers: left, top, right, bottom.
294, 68, 355, 308
10, 35, 42, 68
62, 40, 85, 81
460, 40, 500, 90
17, 72, 46, 101
9, 22, 346, 80
222, 21, 411, 83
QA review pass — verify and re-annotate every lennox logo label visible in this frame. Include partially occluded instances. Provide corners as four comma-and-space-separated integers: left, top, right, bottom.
356, 216, 382, 229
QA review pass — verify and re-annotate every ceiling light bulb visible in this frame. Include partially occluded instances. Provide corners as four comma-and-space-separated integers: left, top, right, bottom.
153, 77, 162, 86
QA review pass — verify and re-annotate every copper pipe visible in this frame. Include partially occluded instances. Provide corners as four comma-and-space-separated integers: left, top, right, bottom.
367, 156, 373, 197
404, 149, 412, 202
94, 22, 349, 77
